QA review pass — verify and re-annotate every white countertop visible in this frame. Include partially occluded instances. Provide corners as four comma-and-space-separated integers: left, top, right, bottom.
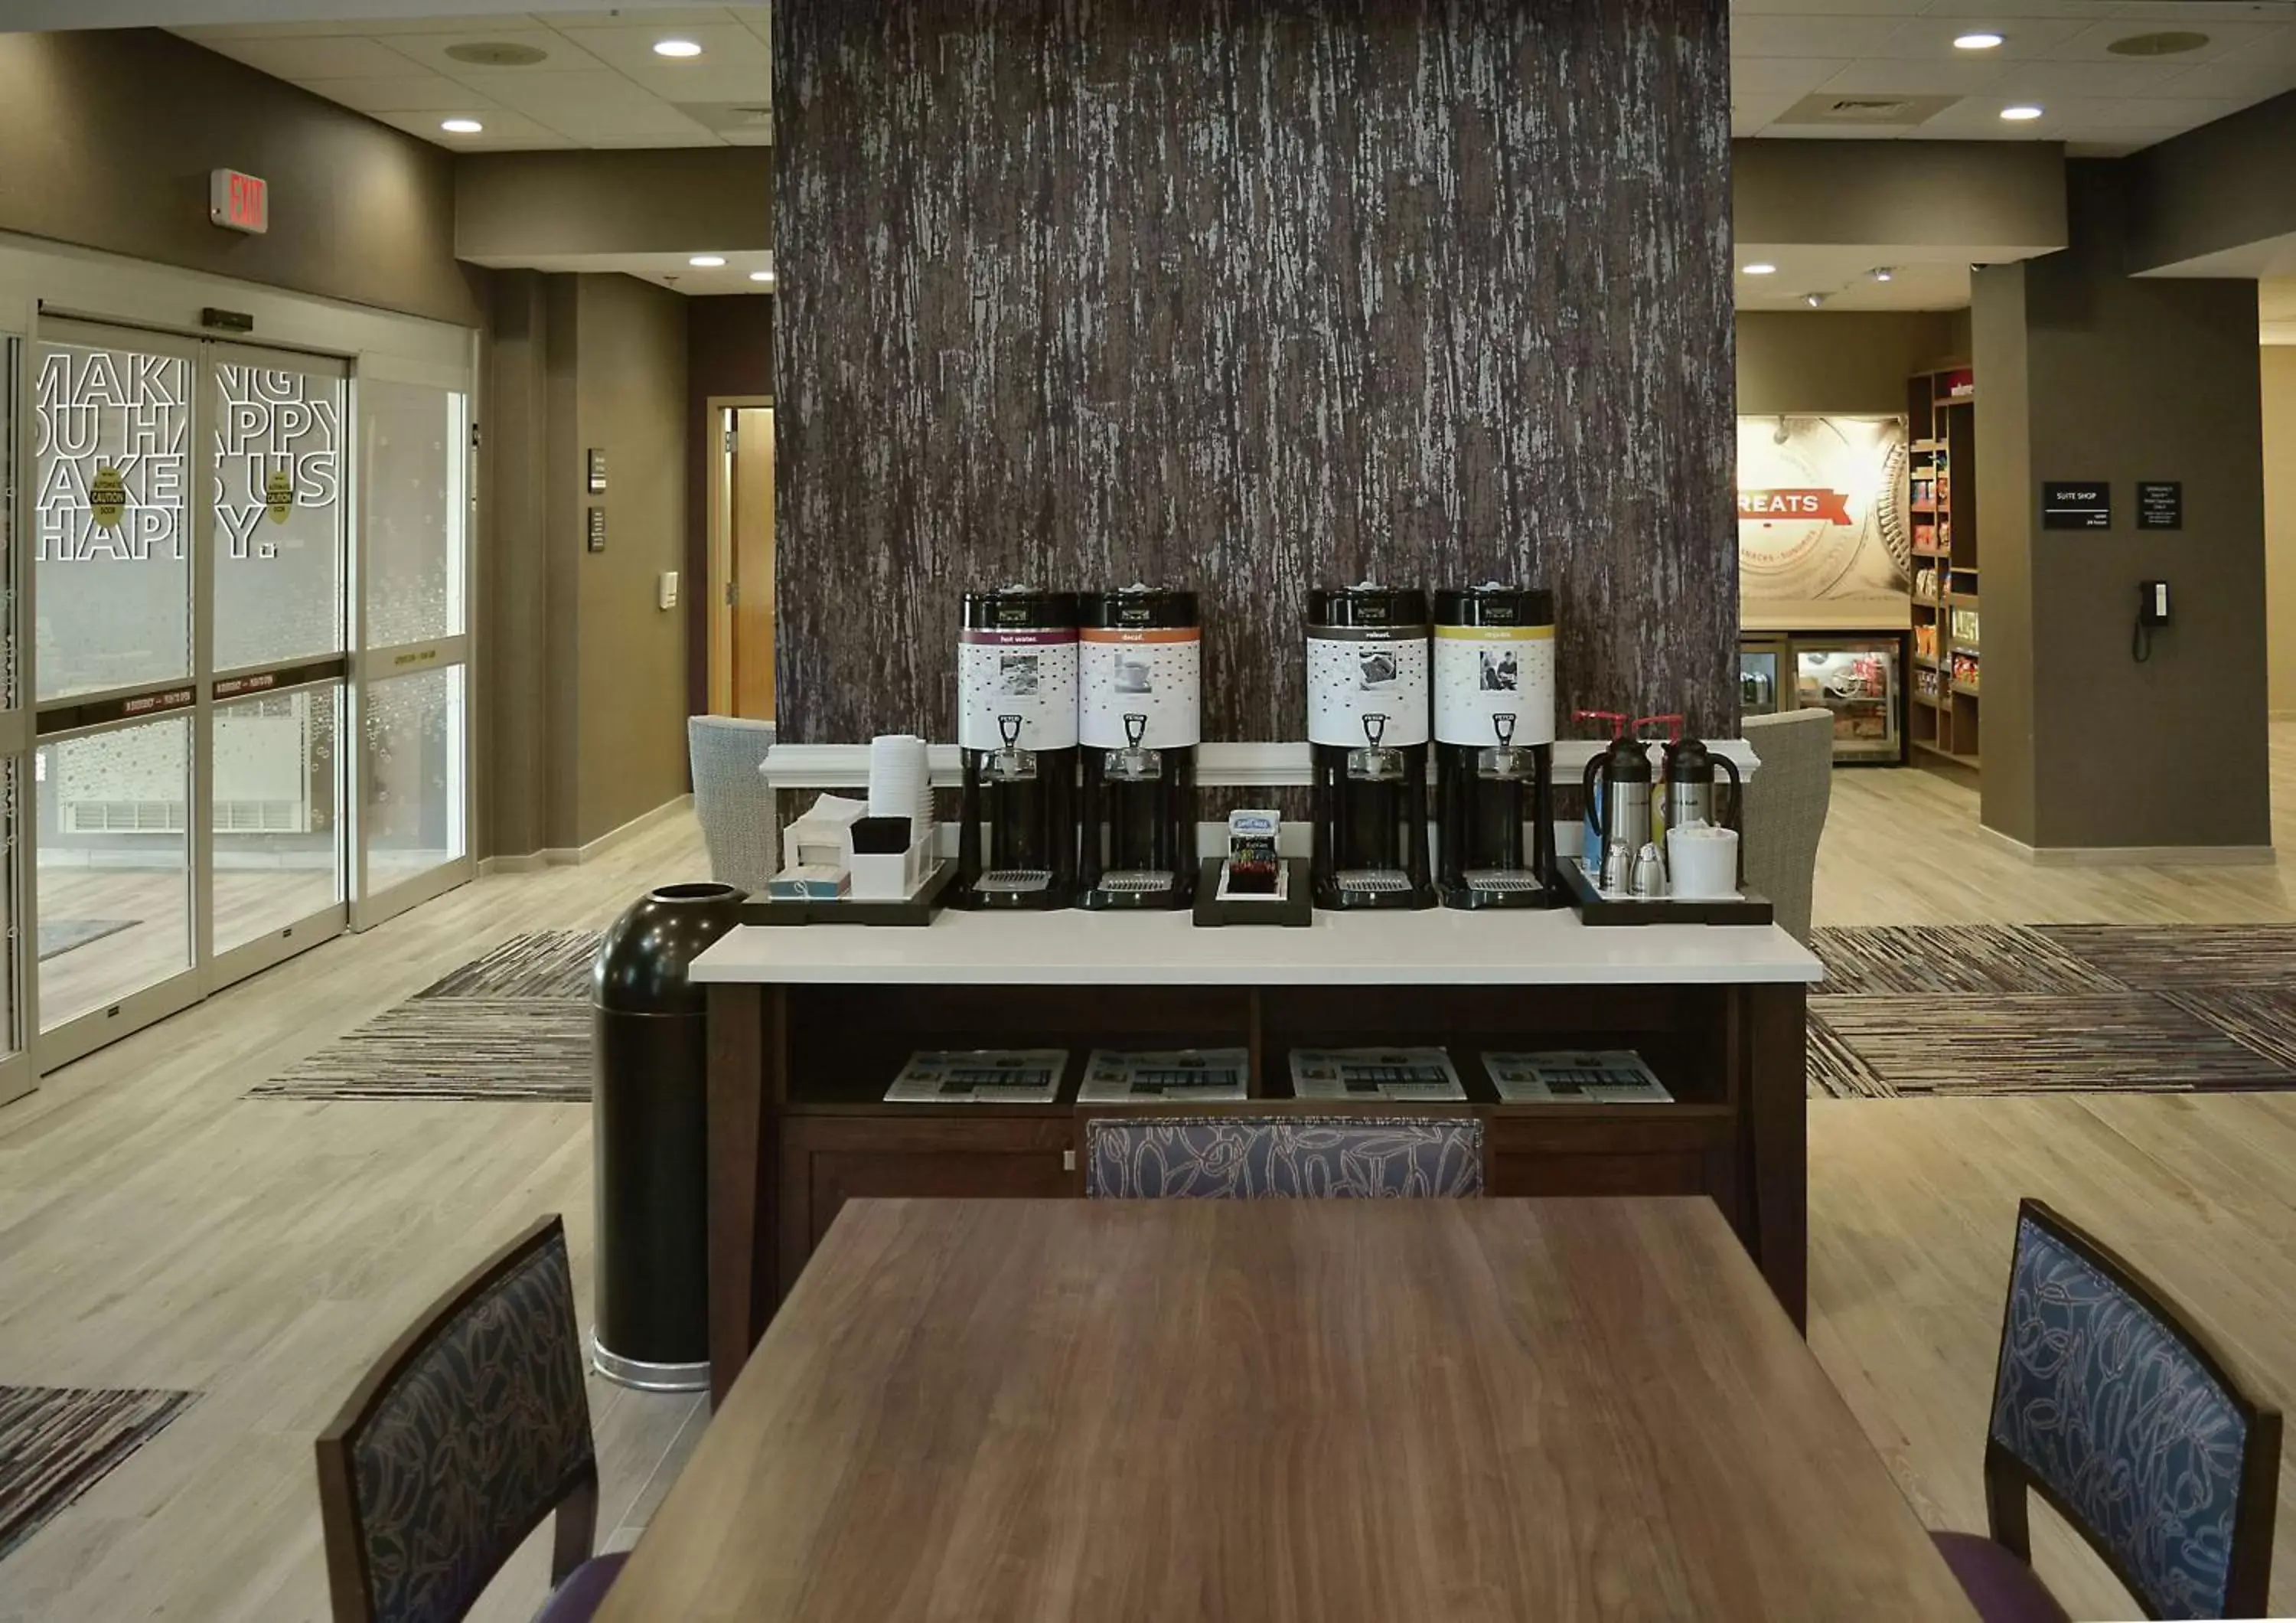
690, 908, 1823, 987
760, 737, 1760, 792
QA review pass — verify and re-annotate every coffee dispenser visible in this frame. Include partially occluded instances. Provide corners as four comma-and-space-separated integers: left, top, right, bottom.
1433, 585, 1558, 909
1078, 586, 1199, 909
954, 587, 1079, 909
1307, 585, 1434, 909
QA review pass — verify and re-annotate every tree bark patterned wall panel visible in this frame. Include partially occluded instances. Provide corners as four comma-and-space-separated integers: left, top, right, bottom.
776, 0, 1735, 743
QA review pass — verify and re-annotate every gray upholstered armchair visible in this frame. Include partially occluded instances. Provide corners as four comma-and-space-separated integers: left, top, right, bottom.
687, 716, 777, 893
1740, 707, 1833, 942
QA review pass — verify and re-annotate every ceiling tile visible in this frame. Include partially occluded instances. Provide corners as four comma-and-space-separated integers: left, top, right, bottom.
452, 68, 723, 141
201, 35, 428, 80
1984, 58, 2200, 99
717, 125, 776, 146
1731, 57, 1851, 94
1730, 90, 1800, 134
1871, 17, 2092, 61
732, 4, 771, 47
177, 15, 540, 40
2043, 18, 2288, 65
556, 20, 770, 94
1819, 57, 2012, 96
370, 106, 575, 149
308, 73, 492, 113
386, 28, 612, 77
529, 5, 739, 22
1730, 0, 1913, 14
2152, 58, 2296, 104
1732, 15, 1910, 58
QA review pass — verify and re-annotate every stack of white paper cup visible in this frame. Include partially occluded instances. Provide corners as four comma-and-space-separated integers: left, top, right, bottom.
1665, 824, 1740, 900
868, 734, 934, 835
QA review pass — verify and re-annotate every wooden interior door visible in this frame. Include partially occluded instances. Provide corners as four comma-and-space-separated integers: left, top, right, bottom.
732, 407, 776, 720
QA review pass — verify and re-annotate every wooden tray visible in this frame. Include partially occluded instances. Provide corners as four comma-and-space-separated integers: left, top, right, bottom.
741, 860, 957, 927
1561, 857, 1773, 926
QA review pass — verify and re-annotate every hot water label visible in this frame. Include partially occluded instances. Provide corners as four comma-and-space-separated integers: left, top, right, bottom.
959, 626, 1078, 752
1306, 625, 1430, 749
1434, 623, 1556, 748
1079, 625, 1201, 751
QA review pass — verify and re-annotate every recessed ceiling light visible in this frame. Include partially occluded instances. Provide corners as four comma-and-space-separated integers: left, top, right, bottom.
1871, 267, 1895, 283
440, 118, 484, 134
2000, 105, 2044, 122
748, 270, 774, 283
1742, 262, 1777, 276
689, 255, 727, 268
1803, 292, 1826, 309
654, 38, 703, 57
1952, 32, 2004, 51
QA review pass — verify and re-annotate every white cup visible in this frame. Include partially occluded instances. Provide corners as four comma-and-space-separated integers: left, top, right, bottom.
1666, 824, 1740, 900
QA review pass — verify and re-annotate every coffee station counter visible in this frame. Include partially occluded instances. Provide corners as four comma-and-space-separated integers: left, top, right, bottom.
690, 908, 1817, 985
696, 912, 1819, 1400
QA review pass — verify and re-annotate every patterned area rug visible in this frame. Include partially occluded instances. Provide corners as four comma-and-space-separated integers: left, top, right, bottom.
0, 1386, 197, 1561
1808, 925, 2296, 1098
248, 932, 595, 1103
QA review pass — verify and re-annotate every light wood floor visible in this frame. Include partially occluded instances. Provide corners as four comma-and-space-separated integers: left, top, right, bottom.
3, 741, 2296, 1621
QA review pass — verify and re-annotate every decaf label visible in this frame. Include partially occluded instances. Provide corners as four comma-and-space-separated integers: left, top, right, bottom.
89, 465, 127, 530
1434, 623, 1555, 747
1306, 626, 1430, 749
1080, 625, 1200, 751
959, 627, 1078, 753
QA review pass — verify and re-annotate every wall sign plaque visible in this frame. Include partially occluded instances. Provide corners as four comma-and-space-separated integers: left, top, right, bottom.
2041, 482, 2111, 531
586, 505, 607, 553
2136, 482, 2183, 531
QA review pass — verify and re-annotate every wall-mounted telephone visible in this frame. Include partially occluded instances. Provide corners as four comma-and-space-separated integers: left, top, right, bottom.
2133, 580, 2170, 662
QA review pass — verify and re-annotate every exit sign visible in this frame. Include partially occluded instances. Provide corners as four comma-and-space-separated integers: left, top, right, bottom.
209, 168, 268, 234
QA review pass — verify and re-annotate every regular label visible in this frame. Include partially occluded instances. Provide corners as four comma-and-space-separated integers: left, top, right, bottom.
1433, 623, 1555, 747
1079, 626, 1200, 751
1306, 625, 1429, 749
959, 628, 1078, 753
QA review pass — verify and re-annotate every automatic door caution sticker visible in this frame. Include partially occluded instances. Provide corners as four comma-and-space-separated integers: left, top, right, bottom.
90, 465, 127, 529
265, 468, 295, 524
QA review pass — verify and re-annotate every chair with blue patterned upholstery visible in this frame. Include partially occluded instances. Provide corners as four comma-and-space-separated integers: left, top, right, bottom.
316, 1215, 622, 1623
1084, 1114, 1484, 1200
1932, 1197, 2282, 1623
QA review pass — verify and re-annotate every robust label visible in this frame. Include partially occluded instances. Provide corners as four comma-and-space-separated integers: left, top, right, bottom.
1306, 625, 1429, 749
960, 627, 1078, 752
1434, 622, 1555, 747
1080, 625, 1199, 750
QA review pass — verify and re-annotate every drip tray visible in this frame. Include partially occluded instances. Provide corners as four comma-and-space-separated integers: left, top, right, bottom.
1336, 869, 1416, 896
977, 869, 1053, 894
1466, 869, 1547, 895
1097, 870, 1175, 894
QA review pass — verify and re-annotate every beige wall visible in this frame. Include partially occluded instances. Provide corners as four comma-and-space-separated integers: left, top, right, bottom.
1735, 311, 1958, 416
2267, 347, 2296, 715
575, 274, 691, 845
482, 273, 690, 857
0, 29, 480, 326
456, 149, 773, 262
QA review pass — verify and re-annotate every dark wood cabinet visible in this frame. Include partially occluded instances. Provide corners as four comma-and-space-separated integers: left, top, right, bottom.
778, 1115, 1073, 1298
707, 974, 1809, 1403
1484, 1112, 1737, 1216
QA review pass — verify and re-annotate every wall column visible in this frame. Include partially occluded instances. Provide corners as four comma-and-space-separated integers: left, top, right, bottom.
1973, 162, 2270, 854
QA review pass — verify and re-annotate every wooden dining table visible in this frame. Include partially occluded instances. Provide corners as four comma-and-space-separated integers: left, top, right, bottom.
595, 1197, 1976, 1621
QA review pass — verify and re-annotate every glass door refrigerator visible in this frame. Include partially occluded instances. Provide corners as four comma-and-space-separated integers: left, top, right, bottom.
1791, 635, 1904, 765
1739, 635, 1789, 718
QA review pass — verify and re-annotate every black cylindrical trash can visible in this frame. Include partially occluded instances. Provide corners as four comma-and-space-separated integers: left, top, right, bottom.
591, 881, 744, 1391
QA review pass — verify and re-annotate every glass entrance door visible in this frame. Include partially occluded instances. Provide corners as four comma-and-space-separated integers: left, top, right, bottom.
353, 370, 471, 926
205, 345, 350, 975
29, 324, 354, 1067
31, 323, 201, 1057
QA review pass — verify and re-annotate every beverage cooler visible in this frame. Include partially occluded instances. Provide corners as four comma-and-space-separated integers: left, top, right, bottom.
1738, 632, 1904, 766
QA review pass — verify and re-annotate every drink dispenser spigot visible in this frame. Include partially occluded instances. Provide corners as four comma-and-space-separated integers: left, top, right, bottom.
954, 586, 1080, 909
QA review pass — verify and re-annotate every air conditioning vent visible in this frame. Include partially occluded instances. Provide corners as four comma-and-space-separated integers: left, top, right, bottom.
1774, 91, 1960, 130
